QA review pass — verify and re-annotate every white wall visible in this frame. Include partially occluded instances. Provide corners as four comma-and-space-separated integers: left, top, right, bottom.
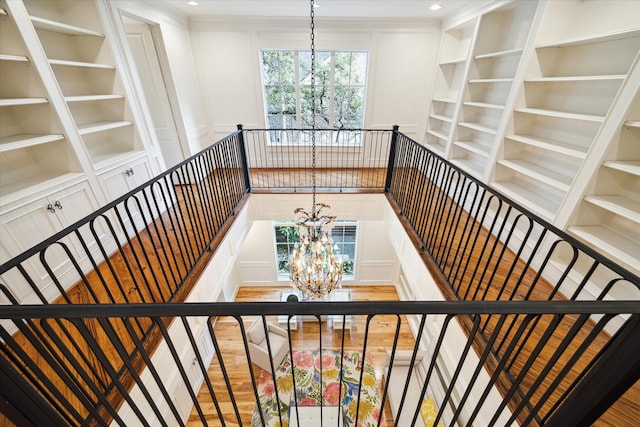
234, 194, 399, 287
189, 17, 440, 142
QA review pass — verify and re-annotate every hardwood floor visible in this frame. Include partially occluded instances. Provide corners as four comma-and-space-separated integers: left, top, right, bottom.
187, 286, 409, 427
249, 167, 386, 192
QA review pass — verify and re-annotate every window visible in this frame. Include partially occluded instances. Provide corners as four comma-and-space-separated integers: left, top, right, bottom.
261, 50, 368, 141
274, 220, 357, 280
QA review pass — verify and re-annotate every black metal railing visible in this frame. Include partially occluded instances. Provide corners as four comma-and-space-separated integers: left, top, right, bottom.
0, 130, 249, 426
2, 301, 638, 427
385, 130, 640, 425
241, 126, 392, 192
0, 126, 638, 426
1, 130, 248, 307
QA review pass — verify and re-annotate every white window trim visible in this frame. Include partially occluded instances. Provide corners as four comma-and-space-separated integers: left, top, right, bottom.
273, 220, 358, 282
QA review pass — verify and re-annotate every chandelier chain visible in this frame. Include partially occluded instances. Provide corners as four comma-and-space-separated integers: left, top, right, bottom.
288, 0, 342, 300
310, 0, 316, 217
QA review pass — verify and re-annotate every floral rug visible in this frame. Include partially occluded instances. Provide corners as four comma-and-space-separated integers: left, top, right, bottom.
251, 350, 385, 427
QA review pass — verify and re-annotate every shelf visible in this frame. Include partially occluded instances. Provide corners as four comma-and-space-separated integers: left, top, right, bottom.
491, 181, 557, 221
427, 129, 448, 141
0, 54, 29, 62
453, 140, 491, 158
65, 94, 125, 103
515, 107, 605, 123
30, 16, 104, 37
430, 114, 452, 123
0, 172, 85, 204
78, 121, 132, 136
468, 78, 513, 84
624, 120, 640, 128
526, 75, 626, 82
568, 225, 640, 273
49, 59, 115, 70
584, 195, 640, 224
463, 101, 504, 110
432, 98, 457, 104
0, 98, 48, 107
425, 142, 446, 157
450, 158, 484, 179
499, 159, 572, 192
458, 121, 497, 135
474, 48, 523, 60
505, 134, 587, 159
536, 28, 640, 49
602, 160, 640, 177
0, 134, 64, 153
439, 58, 466, 66
90, 150, 145, 170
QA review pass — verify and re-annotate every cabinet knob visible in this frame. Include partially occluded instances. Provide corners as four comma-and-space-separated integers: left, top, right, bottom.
46, 204, 56, 213
54, 201, 63, 210
124, 168, 135, 177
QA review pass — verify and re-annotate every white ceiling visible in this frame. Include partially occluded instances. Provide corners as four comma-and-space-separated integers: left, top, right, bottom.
157, 0, 492, 20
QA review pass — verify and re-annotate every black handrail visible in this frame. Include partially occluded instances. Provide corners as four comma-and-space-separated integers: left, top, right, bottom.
1, 125, 639, 427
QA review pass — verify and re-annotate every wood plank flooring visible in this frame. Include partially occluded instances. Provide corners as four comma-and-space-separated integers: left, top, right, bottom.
249, 167, 386, 192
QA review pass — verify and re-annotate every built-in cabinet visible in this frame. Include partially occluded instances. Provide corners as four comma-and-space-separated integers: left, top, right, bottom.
567, 91, 640, 275
451, 0, 539, 179
424, 0, 640, 274
0, 0, 160, 274
0, 1, 84, 200
425, 18, 476, 156
495, 29, 640, 221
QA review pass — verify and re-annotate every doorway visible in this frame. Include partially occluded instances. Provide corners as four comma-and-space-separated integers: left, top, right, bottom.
120, 15, 187, 168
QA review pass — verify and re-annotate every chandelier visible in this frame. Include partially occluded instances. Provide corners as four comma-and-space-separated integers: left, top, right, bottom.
289, 0, 343, 300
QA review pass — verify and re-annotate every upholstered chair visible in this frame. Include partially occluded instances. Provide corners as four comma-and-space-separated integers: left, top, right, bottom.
246, 318, 289, 373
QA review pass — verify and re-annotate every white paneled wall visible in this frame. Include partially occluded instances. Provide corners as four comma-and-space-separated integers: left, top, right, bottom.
189, 17, 440, 141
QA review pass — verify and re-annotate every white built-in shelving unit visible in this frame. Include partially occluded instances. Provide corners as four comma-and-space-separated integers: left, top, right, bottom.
425, 18, 476, 156
451, 0, 539, 179
0, 0, 161, 301
493, 28, 640, 222
423, 0, 640, 274
568, 92, 640, 276
24, 0, 144, 169
0, 0, 83, 199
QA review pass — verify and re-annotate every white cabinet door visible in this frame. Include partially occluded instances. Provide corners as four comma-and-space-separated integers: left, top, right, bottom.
98, 157, 155, 232
0, 180, 100, 303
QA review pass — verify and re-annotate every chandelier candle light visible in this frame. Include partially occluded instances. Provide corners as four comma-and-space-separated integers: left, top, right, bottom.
289, 0, 343, 300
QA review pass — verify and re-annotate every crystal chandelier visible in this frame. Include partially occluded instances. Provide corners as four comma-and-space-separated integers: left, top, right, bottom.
290, 0, 343, 300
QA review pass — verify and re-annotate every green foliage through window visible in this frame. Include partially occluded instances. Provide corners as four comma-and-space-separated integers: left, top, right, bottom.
274, 221, 357, 279
261, 50, 368, 135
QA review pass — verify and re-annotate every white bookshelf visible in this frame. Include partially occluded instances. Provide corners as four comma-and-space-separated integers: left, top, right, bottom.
494, 19, 640, 220
451, 0, 538, 177
0, 0, 82, 200
567, 98, 640, 276
24, 0, 144, 169
424, 17, 477, 156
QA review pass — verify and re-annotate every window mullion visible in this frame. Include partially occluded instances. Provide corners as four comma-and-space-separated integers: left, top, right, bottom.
295, 51, 301, 129
329, 52, 335, 129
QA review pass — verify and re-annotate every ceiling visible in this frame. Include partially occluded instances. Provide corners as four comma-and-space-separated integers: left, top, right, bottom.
157, 0, 492, 20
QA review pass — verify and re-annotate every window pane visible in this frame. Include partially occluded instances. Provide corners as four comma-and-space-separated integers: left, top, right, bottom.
262, 51, 295, 84
336, 52, 367, 85
262, 50, 367, 138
